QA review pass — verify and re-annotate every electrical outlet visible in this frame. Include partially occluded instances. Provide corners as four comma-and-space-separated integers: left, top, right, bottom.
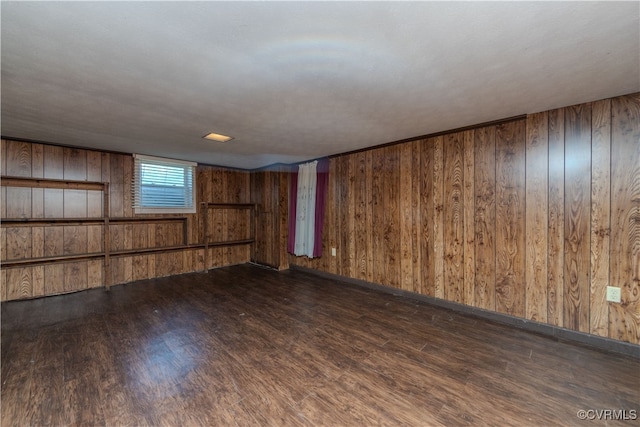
331, 247, 336, 257
606, 286, 621, 303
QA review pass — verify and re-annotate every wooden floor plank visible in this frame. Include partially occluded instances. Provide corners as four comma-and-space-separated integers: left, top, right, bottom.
1, 264, 638, 426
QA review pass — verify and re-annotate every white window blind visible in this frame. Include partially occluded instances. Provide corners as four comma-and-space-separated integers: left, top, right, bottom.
133, 154, 197, 214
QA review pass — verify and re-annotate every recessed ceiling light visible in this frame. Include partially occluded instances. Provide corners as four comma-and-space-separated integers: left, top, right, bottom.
203, 132, 234, 142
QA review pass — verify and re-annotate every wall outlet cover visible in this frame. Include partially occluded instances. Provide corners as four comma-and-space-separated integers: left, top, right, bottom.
606, 286, 621, 303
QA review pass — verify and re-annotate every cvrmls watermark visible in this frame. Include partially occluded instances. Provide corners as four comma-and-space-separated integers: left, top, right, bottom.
577, 409, 637, 421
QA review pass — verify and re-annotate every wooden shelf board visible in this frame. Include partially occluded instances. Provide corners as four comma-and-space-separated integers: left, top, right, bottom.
110, 217, 187, 223
206, 239, 255, 247
2, 217, 105, 226
204, 203, 255, 209
1, 176, 105, 191
2, 253, 105, 267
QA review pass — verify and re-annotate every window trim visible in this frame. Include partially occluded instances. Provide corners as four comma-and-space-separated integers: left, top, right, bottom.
132, 154, 197, 214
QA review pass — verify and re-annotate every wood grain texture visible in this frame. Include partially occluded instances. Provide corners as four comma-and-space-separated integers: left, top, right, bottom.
547, 108, 565, 327
443, 132, 464, 303
212, 168, 225, 266
122, 155, 133, 218
31, 144, 44, 219
5, 141, 31, 177
0, 268, 6, 301
64, 262, 87, 292
277, 167, 290, 271
0, 141, 5, 220
399, 143, 414, 291
43, 145, 64, 179
251, 168, 288, 270
87, 259, 102, 288
32, 265, 45, 297
385, 146, 400, 288
44, 264, 64, 296
330, 157, 342, 274
30, 227, 44, 258
590, 99, 612, 337
63, 225, 88, 255
44, 226, 64, 257
346, 156, 356, 278
342, 157, 355, 276
323, 161, 336, 274
63, 148, 87, 181
6, 187, 31, 219
196, 168, 209, 247
0, 228, 6, 264
525, 112, 549, 322
250, 170, 264, 263
495, 121, 526, 316
462, 130, 475, 306
44, 188, 64, 219
32, 227, 44, 258
474, 126, 496, 311
1, 186, 6, 220
420, 139, 435, 297
224, 171, 239, 262
1, 139, 7, 176
564, 104, 592, 332
43, 146, 64, 220
371, 148, 385, 287
411, 141, 423, 294
609, 93, 640, 343
5, 227, 32, 260
432, 136, 445, 300
6, 267, 31, 300
364, 152, 374, 282
63, 149, 88, 219
354, 152, 369, 281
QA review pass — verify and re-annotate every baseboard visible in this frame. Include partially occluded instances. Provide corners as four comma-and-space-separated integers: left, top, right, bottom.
290, 265, 640, 359
248, 261, 289, 271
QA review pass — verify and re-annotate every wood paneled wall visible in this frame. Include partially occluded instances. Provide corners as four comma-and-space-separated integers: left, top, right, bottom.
290, 93, 640, 345
251, 167, 289, 270
197, 165, 252, 268
1, 142, 252, 300
2, 93, 638, 346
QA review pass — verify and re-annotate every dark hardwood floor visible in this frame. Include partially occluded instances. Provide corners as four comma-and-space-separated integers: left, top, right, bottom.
2, 264, 638, 426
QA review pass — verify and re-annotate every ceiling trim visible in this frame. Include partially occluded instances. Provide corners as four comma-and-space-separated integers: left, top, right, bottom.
1, 112, 527, 174
0, 135, 255, 172
328, 114, 527, 160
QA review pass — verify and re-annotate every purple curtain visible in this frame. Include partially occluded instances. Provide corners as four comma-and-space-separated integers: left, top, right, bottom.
287, 166, 298, 254
313, 158, 329, 257
288, 158, 329, 257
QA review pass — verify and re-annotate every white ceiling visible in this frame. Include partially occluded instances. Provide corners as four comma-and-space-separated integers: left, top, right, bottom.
2, 1, 638, 170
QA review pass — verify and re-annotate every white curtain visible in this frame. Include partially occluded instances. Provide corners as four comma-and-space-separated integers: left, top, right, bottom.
294, 160, 318, 257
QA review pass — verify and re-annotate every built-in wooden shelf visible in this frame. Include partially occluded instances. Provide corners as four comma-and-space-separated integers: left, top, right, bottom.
109, 217, 187, 223
110, 239, 254, 259
1, 176, 105, 191
1, 175, 113, 289
1, 176, 258, 287
2, 252, 106, 267
209, 238, 254, 246
201, 202, 257, 271
2, 217, 105, 226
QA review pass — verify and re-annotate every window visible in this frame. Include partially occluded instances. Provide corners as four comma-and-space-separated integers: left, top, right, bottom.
133, 154, 196, 214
